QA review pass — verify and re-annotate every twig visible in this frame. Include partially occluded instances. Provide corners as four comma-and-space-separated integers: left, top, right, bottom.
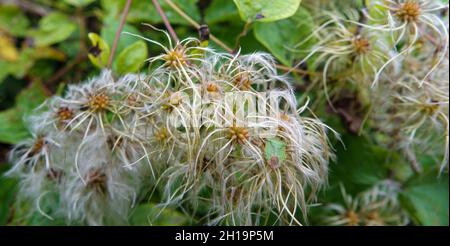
76, 7, 88, 53
108, 0, 133, 69
162, 0, 313, 76
47, 53, 87, 85
152, 0, 179, 43
233, 21, 252, 52
163, 0, 233, 52
0, 0, 50, 16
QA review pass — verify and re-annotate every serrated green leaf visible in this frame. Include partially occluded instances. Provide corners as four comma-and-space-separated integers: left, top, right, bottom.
254, 7, 315, 66
27, 12, 76, 47
401, 173, 449, 226
0, 5, 30, 37
233, 0, 302, 22
129, 203, 189, 226
88, 32, 110, 69
115, 40, 148, 74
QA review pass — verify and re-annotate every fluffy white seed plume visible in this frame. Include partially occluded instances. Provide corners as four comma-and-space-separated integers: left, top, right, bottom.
7, 36, 336, 225
322, 181, 409, 226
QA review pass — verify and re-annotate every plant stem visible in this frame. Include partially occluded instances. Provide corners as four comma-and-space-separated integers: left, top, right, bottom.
233, 20, 252, 52
0, 0, 50, 16
163, 0, 232, 52
108, 0, 133, 69
152, 0, 179, 43
48, 53, 87, 86
162, 0, 312, 76
76, 7, 87, 53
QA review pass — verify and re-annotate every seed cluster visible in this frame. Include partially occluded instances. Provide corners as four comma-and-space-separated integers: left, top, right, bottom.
396, 1, 421, 22
8, 38, 334, 225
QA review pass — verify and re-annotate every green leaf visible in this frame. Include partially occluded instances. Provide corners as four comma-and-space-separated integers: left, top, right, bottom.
63, 0, 95, 7
101, 15, 142, 58
0, 81, 48, 144
16, 80, 49, 114
254, 7, 315, 66
205, 0, 240, 24
129, 203, 189, 226
329, 135, 388, 195
233, 0, 302, 22
115, 40, 148, 74
5, 47, 65, 80
7, 49, 37, 79
0, 34, 19, 61
265, 138, 286, 165
0, 171, 18, 225
101, 0, 200, 25
87, 33, 110, 69
27, 12, 76, 47
0, 108, 29, 144
0, 60, 11, 84
401, 173, 449, 226
0, 5, 30, 37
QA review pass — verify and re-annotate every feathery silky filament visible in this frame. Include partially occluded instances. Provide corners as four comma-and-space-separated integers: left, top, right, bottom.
298, 0, 449, 172
322, 181, 409, 226
7, 37, 336, 225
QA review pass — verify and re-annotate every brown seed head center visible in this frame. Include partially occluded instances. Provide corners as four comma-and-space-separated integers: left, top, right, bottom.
56, 107, 73, 122
396, 2, 421, 22
234, 72, 252, 91
164, 47, 187, 68
227, 126, 249, 144
346, 210, 360, 226
206, 82, 219, 93
88, 93, 110, 112
422, 102, 439, 115
86, 169, 107, 194
366, 211, 381, 222
154, 128, 169, 142
353, 37, 371, 55
30, 137, 45, 156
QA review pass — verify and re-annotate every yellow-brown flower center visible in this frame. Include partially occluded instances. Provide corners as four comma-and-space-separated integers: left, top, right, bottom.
233, 72, 252, 91
29, 137, 45, 156
162, 92, 183, 112
126, 94, 142, 107
353, 37, 371, 55
56, 107, 73, 122
164, 47, 187, 68
280, 113, 291, 122
365, 211, 383, 225
422, 102, 439, 115
227, 125, 249, 144
88, 93, 110, 112
206, 82, 219, 93
154, 127, 169, 142
346, 210, 360, 226
86, 169, 107, 195
396, 2, 421, 22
